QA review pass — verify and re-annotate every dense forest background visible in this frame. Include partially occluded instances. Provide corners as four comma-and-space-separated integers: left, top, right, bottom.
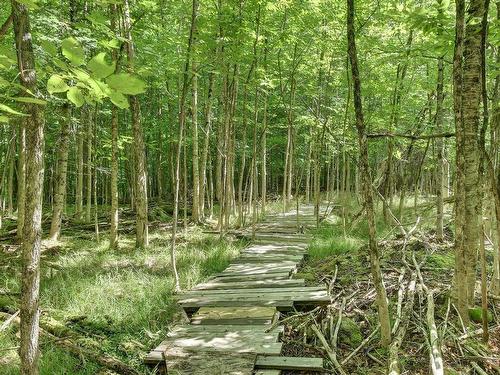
0, 0, 499, 374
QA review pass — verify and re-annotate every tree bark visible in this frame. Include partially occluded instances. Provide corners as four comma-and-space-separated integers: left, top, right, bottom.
109, 4, 119, 250
17, 119, 25, 241
75, 113, 84, 220
49, 104, 71, 241
191, 47, 200, 223
85, 108, 92, 223
346, 0, 391, 347
124, 0, 148, 248
12, 1, 45, 372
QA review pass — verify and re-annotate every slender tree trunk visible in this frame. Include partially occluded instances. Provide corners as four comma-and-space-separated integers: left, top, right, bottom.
171, 0, 199, 291
200, 72, 214, 219
49, 104, 71, 241
124, 0, 148, 248
17, 120, 25, 241
455, 0, 486, 318
7, 127, 15, 215
453, 0, 468, 323
191, 49, 200, 223
85, 108, 92, 223
75, 115, 84, 219
436, 48, 445, 241
12, 1, 45, 372
347, 0, 391, 347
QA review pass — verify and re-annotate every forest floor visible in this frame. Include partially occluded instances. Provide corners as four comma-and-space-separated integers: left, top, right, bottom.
0, 198, 499, 374
287, 196, 500, 374
0, 205, 248, 374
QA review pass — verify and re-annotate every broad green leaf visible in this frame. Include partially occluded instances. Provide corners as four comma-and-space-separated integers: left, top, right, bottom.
109, 90, 129, 109
87, 53, 116, 79
53, 58, 69, 71
67, 87, 85, 107
15, 0, 39, 9
86, 10, 108, 26
72, 68, 90, 82
40, 40, 57, 56
100, 39, 121, 49
106, 73, 146, 95
47, 74, 69, 94
0, 77, 9, 87
0, 103, 26, 116
61, 37, 84, 66
0, 115, 8, 123
12, 96, 47, 105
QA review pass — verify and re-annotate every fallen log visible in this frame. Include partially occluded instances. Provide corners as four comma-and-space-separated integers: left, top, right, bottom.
0, 311, 140, 375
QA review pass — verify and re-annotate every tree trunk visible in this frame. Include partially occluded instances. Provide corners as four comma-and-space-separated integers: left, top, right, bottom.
17, 119, 25, 241
49, 104, 71, 241
435, 44, 445, 240
171, 0, 199, 291
347, 0, 391, 347
191, 54, 200, 223
455, 0, 486, 320
75, 113, 84, 219
453, 0, 468, 323
200, 72, 214, 220
12, 1, 45, 372
85, 108, 92, 223
124, 0, 148, 248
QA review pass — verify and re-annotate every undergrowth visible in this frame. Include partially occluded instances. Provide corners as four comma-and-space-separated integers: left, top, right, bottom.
0, 221, 246, 374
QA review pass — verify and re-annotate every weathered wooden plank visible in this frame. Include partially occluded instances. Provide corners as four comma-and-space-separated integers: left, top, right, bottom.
254, 356, 324, 371
151, 325, 284, 357
190, 306, 277, 325
166, 352, 256, 374
253, 370, 281, 375
222, 264, 297, 275
180, 286, 324, 297
180, 299, 294, 310
190, 318, 272, 325
166, 325, 283, 335
233, 255, 304, 264
178, 290, 330, 309
145, 350, 257, 374
211, 272, 293, 282
194, 278, 305, 290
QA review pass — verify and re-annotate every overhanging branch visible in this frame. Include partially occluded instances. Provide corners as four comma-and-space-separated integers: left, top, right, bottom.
367, 131, 456, 140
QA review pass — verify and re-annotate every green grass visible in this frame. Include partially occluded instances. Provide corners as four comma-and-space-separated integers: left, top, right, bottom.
0, 224, 245, 374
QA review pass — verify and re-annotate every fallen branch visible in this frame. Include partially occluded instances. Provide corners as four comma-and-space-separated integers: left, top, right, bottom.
0, 309, 19, 332
265, 306, 321, 333
388, 272, 417, 375
341, 324, 380, 365
311, 323, 347, 375
0, 311, 140, 375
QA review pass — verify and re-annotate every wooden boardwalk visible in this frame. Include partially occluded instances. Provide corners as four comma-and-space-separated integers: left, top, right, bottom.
145, 205, 327, 374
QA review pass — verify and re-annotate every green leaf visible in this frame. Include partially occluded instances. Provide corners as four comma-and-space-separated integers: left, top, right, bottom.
109, 90, 129, 109
67, 86, 85, 107
86, 10, 108, 26
0, 115, 8, 123
61, 37, 85, 66
40, 40, 57, 56
106, 73, 146, 95
100, 38, 121, 49
12, 96, 47, 105
0, 103, 26, 116
0, 77, 9, 87
52, 58, 69, 71
15, 0, 39, 9
47, 74, 69, 94
87, 53, 116, 79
